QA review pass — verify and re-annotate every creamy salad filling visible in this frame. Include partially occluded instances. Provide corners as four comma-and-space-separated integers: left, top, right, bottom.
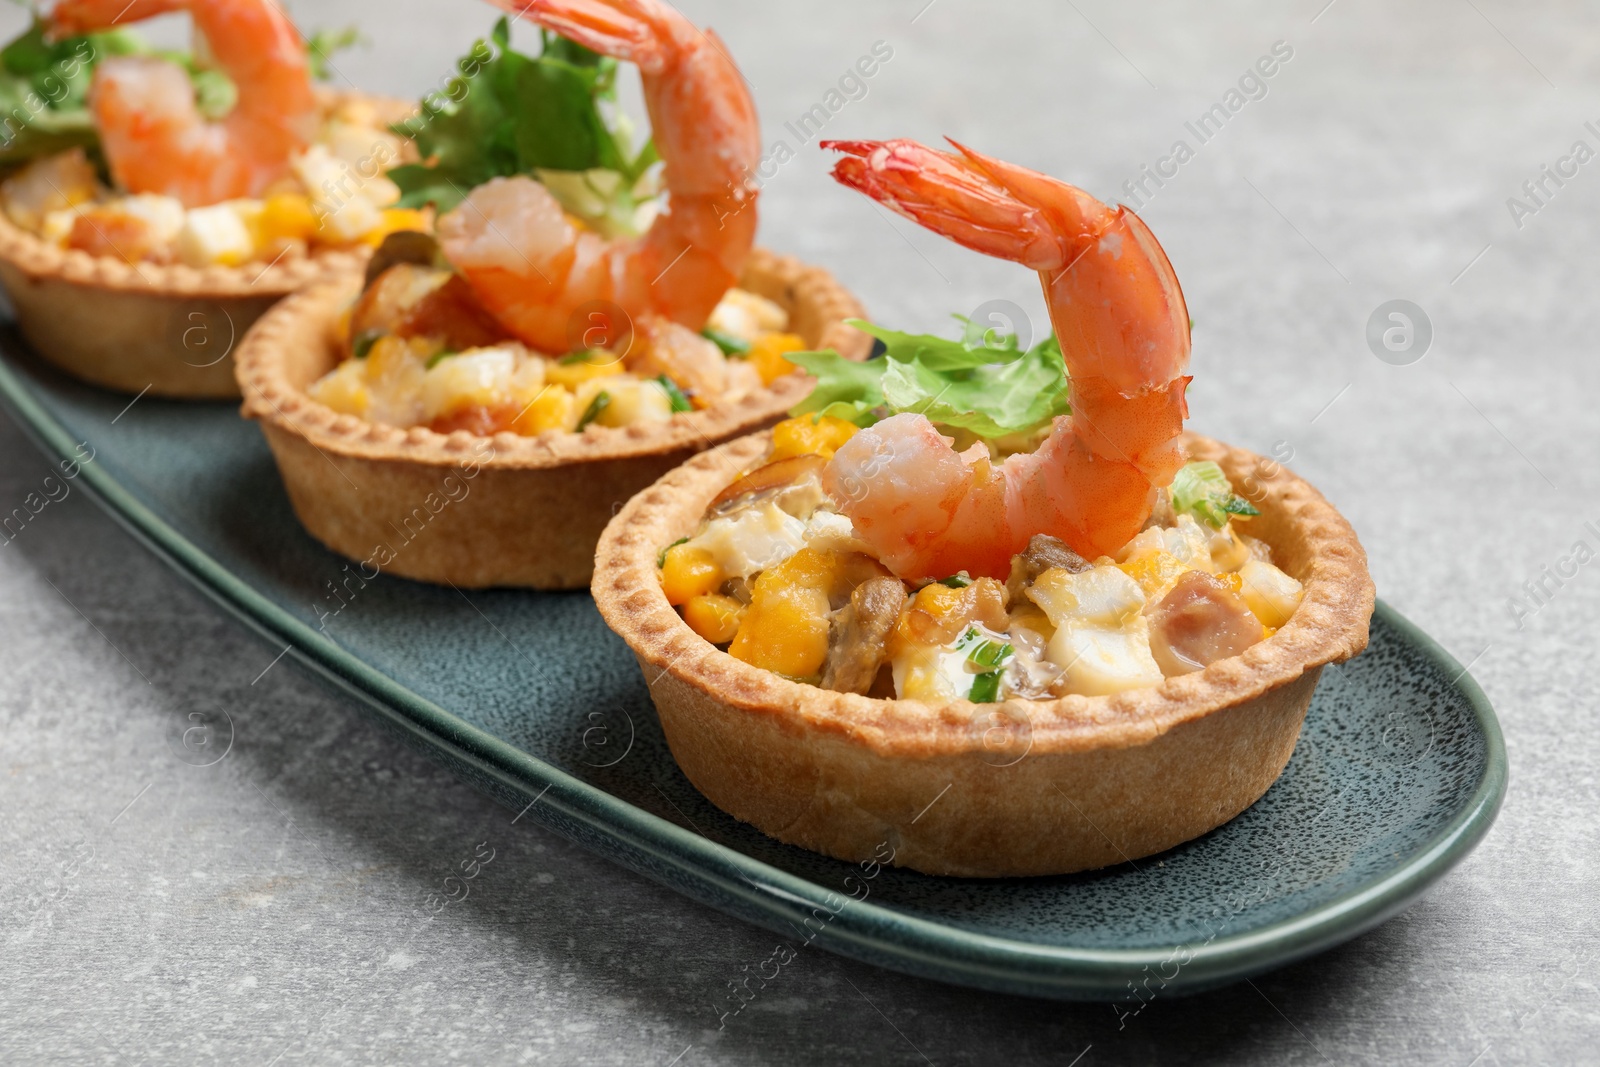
312, 276, 806, 436
0, 98, 416, 267
661, 415, 1305, 701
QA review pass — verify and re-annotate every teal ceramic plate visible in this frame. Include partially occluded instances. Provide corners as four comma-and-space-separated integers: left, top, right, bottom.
0, 336, 1506, 1002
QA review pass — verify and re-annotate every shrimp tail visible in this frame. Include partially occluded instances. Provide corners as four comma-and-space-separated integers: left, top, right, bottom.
822, 138, 1063, 269
499, 0, 676, 74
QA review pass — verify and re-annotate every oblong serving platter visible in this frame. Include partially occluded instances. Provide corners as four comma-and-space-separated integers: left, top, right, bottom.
0, 333, 1506, 1001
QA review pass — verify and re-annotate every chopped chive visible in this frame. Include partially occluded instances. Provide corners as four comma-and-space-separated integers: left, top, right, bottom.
936, 574, 971, 588
969, 672, 1001, 703
576, 390, 611, 431
560, 350, 596, 365
701, 327, 750, 356
655, 375, 693, 413
657, 536, 688, 568
425, 349, 458, 369
351, 328, 384, 359
967, 640, 1014, 671
957, 625, 1013, 672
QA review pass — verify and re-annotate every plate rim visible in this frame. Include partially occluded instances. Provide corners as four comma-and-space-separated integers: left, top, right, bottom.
0, 351, 1508, 1000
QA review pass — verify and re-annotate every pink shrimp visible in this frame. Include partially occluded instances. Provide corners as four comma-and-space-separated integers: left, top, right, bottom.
435, 0, 759, 355
819, 138, 1192, 581
49, 0, 318, 208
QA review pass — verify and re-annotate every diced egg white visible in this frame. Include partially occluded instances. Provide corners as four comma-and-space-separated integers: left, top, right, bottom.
1047, 617, 1165, 696
588, 377, 674, 428
893, 642, 975, 702
175, 204, 255, 267
292, 144, 383, 242
1161, 514, 1218, 572
1027, 564, 1146, 629
801, 509, 859, 554
421, 347, 517, 421
687, 502, 807, 580
1238, 559, 1304, 628
118, 193, 186, 245
707, 287, 789, 342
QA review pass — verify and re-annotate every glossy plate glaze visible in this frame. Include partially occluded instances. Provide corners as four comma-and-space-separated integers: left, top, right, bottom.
0, 336, 1506, 1001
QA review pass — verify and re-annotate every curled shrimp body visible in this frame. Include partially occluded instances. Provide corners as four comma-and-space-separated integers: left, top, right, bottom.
819, 138, 1192, 581
436, 0, 760, 354
49, 0, 318, 208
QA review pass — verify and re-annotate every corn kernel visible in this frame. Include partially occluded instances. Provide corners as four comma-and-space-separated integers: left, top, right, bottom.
260, 194, 319, 243
746, 332, 806, 385
661, 544, 721, 606
511, 385, 577, 435
913, 582, 966, 618
727, 548, 835, 678
683, 594, 744, 644
770, 414, 858, 461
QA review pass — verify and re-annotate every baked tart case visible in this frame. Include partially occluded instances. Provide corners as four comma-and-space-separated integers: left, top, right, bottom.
0, 89, 414, 400
593, 430, 1376, 878
0, 217, 360, 399
235, 248, 870, 589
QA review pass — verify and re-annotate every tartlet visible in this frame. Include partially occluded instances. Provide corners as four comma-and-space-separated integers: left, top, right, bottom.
593, 429, 1375, 878
0, 93, 407, 400
235, 249, 869, 589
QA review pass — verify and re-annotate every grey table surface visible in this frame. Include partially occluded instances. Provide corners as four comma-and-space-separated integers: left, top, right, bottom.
1, 0, 1595, 1064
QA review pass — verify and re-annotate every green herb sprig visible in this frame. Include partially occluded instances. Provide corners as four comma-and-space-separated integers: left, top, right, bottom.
386, 18, 657, 221
701, 327, 750, 357
654, 375, 693, 413
576, 390, 611, 431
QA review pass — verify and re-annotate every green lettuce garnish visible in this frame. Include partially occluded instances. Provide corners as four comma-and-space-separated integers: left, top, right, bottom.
386, 17, 658, 231
788, 317, 1072, 441
0, 19, 142, 166
1171, 461, 1259, 527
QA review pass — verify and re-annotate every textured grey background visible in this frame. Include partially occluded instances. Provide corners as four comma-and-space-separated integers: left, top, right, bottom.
1, 0, 1595, 1064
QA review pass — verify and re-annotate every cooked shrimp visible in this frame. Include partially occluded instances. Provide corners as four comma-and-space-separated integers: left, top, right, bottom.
49, 0, 317, 208
819, 138, 1191, 581
435, 0, 759, 354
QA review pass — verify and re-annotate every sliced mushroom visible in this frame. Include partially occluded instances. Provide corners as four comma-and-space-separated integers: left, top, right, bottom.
1006, 534, 1091, 605
710, 453, 827, 512
820, 576, 907, 694
364, 229, 441, 288
1147, 570, 1263, 677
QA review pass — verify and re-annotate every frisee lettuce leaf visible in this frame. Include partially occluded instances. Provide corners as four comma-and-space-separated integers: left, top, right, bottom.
787, 317, 1072, 440
1170, 461, 1259, 528
386, 17, 657, 223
